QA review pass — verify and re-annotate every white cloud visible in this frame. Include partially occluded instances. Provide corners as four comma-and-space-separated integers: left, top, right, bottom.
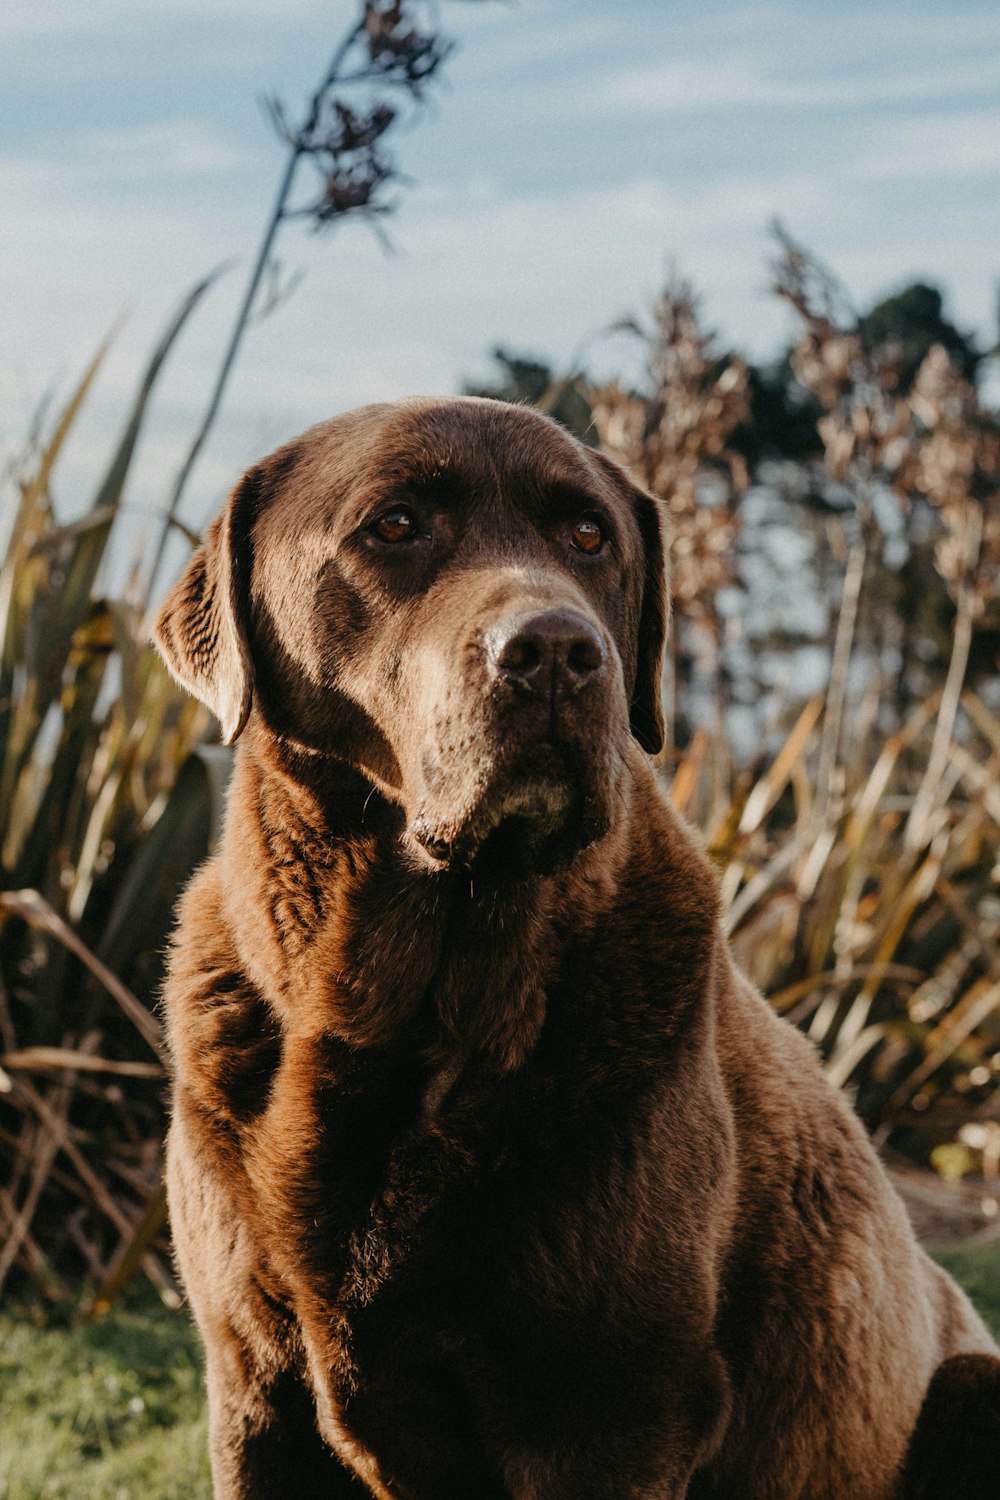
605, 59, 770, 113
854, 110, 1000, 180
447, 8, 625, 82
678, 2, 1000, 58
604, 55, 1000, 114
0, 1, 92, 36
3, 0, 998, 561
600, 3, 1000, 116
0, 0, 328, 37
49, 119, 250, 181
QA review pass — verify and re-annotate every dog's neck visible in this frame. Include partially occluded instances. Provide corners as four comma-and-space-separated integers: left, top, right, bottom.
216, 718, 634, 1077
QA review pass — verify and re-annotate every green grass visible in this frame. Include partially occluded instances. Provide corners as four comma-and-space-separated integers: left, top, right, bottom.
2, 1246, 998, 1499
0, 1291, 209, 1500
932, 1240, 1000, 1338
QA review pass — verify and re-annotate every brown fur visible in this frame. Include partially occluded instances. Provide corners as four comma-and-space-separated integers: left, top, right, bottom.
155, 397, 999, 1499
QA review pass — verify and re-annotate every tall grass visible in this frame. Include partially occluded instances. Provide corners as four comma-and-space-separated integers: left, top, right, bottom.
1, 0, 473, 1310
673, 687, 1000, 1171
587, 246, 999, 1182
0, 287, 220, 1307
2, 246, 998, 1308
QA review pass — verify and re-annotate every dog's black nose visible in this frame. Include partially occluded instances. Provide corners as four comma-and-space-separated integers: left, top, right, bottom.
488, 609, 606, 693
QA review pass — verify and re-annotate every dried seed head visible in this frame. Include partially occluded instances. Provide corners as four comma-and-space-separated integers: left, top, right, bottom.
589, 277, 749, 624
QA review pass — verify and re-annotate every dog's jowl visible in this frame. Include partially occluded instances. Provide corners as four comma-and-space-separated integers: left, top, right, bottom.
155, 397, 999, 1500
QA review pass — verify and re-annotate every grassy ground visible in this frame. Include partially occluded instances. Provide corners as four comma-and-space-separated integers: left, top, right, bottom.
933, 1240, 1000, 1335
2, 1244, 998, 1499
0, 1291, 210, 1500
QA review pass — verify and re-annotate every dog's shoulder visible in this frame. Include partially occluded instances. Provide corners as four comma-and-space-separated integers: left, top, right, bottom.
165, 860, 281, 1128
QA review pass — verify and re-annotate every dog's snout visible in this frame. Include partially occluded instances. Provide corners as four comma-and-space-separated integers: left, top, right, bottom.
488, 609, 606, 694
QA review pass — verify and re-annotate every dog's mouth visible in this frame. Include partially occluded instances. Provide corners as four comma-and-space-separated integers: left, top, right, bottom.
471, 778, 578, 877
410, 751, 608, 879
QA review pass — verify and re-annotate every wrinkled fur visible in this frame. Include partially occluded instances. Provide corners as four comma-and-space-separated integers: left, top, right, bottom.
156, 398, 999, 1500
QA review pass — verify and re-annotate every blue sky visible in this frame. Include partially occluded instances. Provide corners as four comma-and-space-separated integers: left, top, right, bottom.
2, 0, 999, 553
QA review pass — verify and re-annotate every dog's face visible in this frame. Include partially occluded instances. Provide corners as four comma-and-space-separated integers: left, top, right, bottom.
156, 398, 668, 876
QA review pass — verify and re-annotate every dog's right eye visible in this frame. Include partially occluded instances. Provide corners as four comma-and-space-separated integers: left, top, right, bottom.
371, 508, 419, 544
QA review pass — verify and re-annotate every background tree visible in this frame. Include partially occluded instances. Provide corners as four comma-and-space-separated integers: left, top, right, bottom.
463, 347, 596, 442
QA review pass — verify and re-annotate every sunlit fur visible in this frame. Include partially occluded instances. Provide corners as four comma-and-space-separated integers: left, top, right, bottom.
156, 398, 998, 1500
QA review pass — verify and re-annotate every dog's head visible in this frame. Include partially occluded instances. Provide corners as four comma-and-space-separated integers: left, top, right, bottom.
156, 398, 668, 876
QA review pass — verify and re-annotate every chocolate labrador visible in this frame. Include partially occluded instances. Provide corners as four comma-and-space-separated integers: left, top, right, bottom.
155, 397, 999, 1499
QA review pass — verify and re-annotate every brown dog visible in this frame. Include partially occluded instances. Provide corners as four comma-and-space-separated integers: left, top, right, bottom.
156, 397, 998, 1500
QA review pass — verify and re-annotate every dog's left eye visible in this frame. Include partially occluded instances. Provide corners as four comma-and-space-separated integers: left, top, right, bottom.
570, 515, 606, 555
371, 507, 419, 544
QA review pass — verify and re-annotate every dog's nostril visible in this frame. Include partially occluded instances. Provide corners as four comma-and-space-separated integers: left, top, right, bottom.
567, 635, 604, 678
497, 636, 543, 678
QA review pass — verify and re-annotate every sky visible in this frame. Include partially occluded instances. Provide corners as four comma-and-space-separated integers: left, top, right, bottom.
2, 0, 999, 567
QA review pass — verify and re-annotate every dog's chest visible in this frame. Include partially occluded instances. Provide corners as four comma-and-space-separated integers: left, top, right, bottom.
315, 1116, 727, 1500
298, 1103, 528, 1495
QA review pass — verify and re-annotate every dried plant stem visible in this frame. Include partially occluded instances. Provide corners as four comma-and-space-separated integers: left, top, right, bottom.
814, 540, 866, 824
881, 978, 1000, 1126
0, 1078, 71, 1297
92, 1183, 173, 1315
0, 889, 163, 1060
906, 509, 983, 849
0, 1189, 65, 1297
15, 1074, 175, 1302
0, 1048, 165, 1079
905, 595, 975, 848
145, 23, 363, 598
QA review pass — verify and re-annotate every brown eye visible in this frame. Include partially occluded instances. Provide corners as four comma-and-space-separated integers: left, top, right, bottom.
571, 515, 606, 554
372, 507, 418, 544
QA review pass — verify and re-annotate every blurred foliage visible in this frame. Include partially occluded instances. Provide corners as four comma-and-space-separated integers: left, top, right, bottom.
464, 346, 597, 443
859, 282, 982, 394
3, 231, 1000, 1311
588, 276, 751, 751
673, 688, 1000, 1167
2, 0, 470, 1313
469, 238, 1000, 1193
667, 243, 999, 1178
0, 288, 218, 1309
933, 1240, 1000, 1334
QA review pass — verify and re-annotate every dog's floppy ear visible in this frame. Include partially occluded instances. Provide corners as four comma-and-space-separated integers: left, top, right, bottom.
154, 468, 260, 745
590, 450, 670, 755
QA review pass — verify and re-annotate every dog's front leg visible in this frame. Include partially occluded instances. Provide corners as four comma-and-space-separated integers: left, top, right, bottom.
499, 1368, 729, 1500
203, 1346, 367, 1500
504, 1447, 701, 1500
168, 1110, 365, 1499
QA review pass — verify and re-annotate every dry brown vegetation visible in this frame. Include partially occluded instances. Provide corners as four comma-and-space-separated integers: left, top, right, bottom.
593, 236, 1000, 1190
2, 235, 999, 1306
